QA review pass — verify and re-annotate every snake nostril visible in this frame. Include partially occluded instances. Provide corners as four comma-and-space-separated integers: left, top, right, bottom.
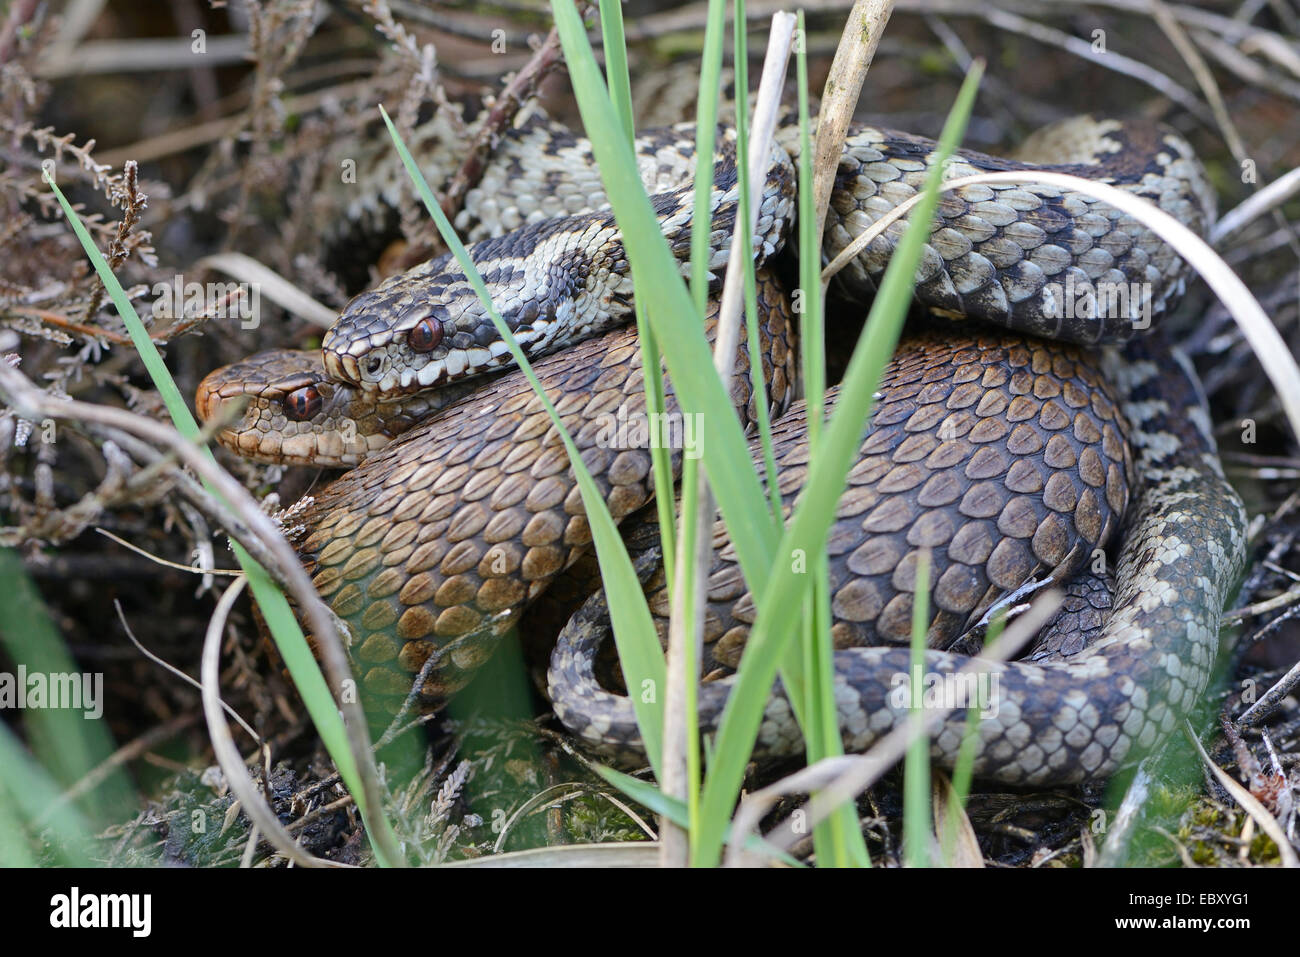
365, 356, 384, 378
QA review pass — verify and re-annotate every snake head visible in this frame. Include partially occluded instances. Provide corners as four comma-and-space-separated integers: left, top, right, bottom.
196, 349, 468, 467
196, 349, 369, 466
323, 239, 601, 396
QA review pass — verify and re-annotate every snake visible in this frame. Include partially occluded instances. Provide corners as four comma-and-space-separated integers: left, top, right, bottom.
196, 112, 1248, 786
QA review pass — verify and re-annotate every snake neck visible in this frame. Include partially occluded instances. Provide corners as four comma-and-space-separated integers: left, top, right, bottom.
318, 130, 796, 397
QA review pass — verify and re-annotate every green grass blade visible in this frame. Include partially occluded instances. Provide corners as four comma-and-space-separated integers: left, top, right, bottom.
600, 0, 677, 593
940, 612, 998, 862
694, 62, 986, 868
904, 550, 932, 867
40, 173, 403, 867
674, 0, 728, 865
378, 106, 667, 771
595, 766, 804, 867
672, 461, 704, 847
551, 0, 781, 589
689, 0, 726, 313
733, 0, 782, 523
787, 15, 869, 867
795, 19, 826, 446
0, 548, 133, 821
0, 721, 97, 865
636, 329, 677, 594
597, 0, 635, 144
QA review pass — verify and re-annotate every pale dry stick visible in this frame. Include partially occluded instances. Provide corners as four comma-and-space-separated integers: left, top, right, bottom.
1191, 29, 1300, 102
625, 0, 1298, 56
619, 0, 1269, 117
1256, 0, 1300, 38
933, 772, 983, 867
659, 12, 796, 867
755, 0, 891, 865
200, 575, 347, 867
0, 0, 39, 63
1149, 0, 1249, 160
842, 2, 1215, 128
821, 168, 1300, 443
1224, 583, 1300, 624
1212, 166, 1300, 245
46, 0, 110, 61
112, 599, 261, 742
492, 783, 590, 854
723, 592, 1060, 866
95, 528, 243, 577
195, 253, 337, 329
978, 6, 1214, 125
442, 842, 662, 867
1148, 1, 1300, 262
810, 0, 894, 247
438, 13, 584, 224
1183, 719, 1300, 866
35, 33, 253, 77
1089, 0, 1300, 45
1235, 20, 1300, 76
240, 824, 263, 869
1237, 656, 1300, 727
0, 362, 400, 867
723, 756, 857, 865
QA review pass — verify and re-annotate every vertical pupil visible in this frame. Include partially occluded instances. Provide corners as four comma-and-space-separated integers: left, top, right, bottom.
286, 387, 320, 421
411, 318, 443, 353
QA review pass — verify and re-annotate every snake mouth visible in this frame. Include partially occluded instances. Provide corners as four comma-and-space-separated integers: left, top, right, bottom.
194, 369, 251, 427
194, 372, 220, 424
324, 349, 362, 387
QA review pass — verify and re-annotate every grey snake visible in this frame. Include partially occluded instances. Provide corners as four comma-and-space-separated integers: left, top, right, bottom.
196, 113, 1248, 785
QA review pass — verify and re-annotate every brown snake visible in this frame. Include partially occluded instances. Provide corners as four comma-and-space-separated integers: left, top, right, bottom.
197, 115, 1247, 785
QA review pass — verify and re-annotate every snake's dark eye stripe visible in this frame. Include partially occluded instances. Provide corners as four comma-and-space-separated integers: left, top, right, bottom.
409, 317, 445, 353
284, 386, 322, 422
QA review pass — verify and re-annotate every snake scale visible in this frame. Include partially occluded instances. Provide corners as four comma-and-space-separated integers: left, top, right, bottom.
197, 111, 1248, 785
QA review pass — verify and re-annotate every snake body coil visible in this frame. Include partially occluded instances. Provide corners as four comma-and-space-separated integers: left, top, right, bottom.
548, 334, 1246, 784
198, 114, 1247, 784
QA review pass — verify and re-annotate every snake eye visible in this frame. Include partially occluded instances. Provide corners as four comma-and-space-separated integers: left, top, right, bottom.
284, 386, 322, 422
408, 317, 445, 354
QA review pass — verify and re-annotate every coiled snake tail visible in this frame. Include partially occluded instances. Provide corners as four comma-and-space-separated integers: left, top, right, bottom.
548, 335, 1247, 786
